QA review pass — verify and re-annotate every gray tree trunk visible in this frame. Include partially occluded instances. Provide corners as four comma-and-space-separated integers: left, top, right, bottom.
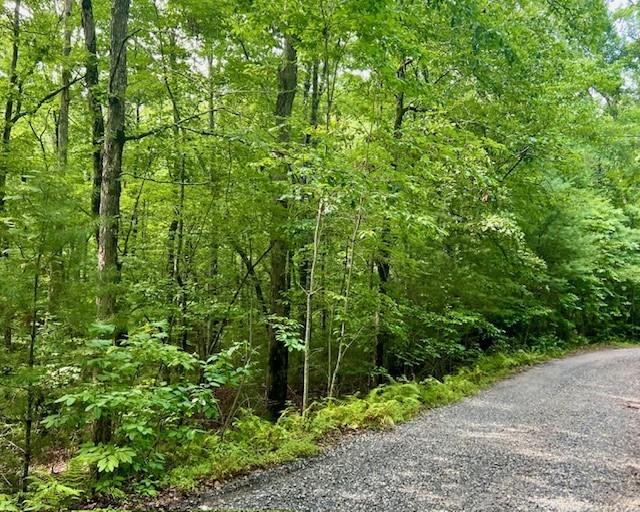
374, 59, 409, 383
0, 0, 20, 356
81, 0, 105, 240
49, 0, 74, 312
97, 0, 131, 323
267, 35, 298, 419
57, 0, 72, 167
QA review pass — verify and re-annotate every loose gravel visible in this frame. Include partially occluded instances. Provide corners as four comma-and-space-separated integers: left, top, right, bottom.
199, 348, 640, 511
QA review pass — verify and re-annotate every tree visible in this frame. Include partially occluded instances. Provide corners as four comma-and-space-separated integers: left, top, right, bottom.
97, 0, 131, 325
94, 0, 131, 446
266, 34, 298, 418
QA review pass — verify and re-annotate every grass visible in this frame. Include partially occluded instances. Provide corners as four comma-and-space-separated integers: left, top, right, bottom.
161, 340, 636, 493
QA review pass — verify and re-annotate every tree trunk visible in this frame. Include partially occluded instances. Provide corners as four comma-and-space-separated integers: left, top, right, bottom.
205, 51, 220, 358
373, 59, 409, 384
3, 321, 11, 351
0, 0, 21, 253
329, 197, 363, 398
302, 198, 324, 414
97, 0, 130, 323
0, 0, 20, 358
94, 0, 130, 447
267, 35, 298, 419
157, 28, 189, 351
57, 0, 72, 168
49, 0, 74, 312
374, 247, 390, 382
297, 60, 320, 396
81, 0, 105, 242
21, 253, 42, 492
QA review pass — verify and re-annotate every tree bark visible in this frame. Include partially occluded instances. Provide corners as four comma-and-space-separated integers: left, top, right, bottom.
81, 0, 105, 241
94, 0, 130, 447
0, 0, 20, 355
296, 60, 321, 396
329, 197, 363, 398
205, 51, 220, 358
3, 321, 11, 351
302, 198, 324, 414
21, 252, 42, 492
97, 0, 131, 323
57, 0, 73, 168
267, 35, 298, 419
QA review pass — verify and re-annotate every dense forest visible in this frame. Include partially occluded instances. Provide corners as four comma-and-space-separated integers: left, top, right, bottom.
2, 0, 640, 508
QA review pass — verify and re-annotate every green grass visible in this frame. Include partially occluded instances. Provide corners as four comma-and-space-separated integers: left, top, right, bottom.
162, 341, 636, 492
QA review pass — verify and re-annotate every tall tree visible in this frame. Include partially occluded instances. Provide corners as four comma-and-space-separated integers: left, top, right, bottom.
94, 0, 131, 446
267, 35, 298, 418
97, 0, 131, 323
57, 0, 73, 168
80, 0, 105, 235
48, 0, 74, 311
0, 0, 21, 250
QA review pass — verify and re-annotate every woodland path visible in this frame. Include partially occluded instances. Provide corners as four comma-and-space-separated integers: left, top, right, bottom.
198, 348, 640, 511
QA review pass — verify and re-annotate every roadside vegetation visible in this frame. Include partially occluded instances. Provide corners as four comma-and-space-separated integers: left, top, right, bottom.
2, 0, 640, 510
1, 339, 635, 511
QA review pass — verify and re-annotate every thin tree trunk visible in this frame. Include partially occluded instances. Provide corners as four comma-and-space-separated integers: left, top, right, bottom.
157, 27, 189, 351
267, 35, 298, 419
49, 0, 74, 312
373, 59, 409, 384
81, 0, 105, 242
302, 198, 324, 415
297, 59, 321, 396
0, 0, 21, 252
58, 0, 72, 168
205, 51, 220, 357
166, 217, 178, 343
0, 0, 21, 357
22, 252, 42, 492
304, 61, 320, 145
329, 197, 363, 398
3, 321, 11, 351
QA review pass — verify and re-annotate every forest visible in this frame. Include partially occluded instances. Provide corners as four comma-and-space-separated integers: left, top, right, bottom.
1, 0, 640, 509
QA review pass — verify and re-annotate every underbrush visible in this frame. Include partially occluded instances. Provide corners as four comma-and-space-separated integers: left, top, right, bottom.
161, 342, 625, 492
2, 341, 633, 510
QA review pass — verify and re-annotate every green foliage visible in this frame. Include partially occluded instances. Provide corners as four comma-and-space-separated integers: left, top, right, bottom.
164, 414, 319, 490
39, 324, 250, 494
268, 316, 305, 352
21, 475, 82, 512
161, 342, 614, 491
1, 0, 640, 505
0, 495, 18, 512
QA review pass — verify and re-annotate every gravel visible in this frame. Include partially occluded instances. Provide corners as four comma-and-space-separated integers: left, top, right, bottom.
198, 348, 640, 511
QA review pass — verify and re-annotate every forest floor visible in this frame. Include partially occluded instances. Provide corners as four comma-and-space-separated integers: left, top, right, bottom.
193, 347, 640, 512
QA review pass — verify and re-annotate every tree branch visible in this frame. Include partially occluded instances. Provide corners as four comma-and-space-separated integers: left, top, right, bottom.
11, 74, 86, 123
124, 108, 240, 141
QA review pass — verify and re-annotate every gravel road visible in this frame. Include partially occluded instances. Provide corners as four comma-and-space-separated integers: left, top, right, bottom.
199, 348, 640, 511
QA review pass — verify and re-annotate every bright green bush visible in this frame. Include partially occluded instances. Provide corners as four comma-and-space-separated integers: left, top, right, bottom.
42, 324, 250, 495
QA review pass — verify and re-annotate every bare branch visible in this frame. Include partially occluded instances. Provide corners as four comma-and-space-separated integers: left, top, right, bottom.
11, 74, 86, 124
